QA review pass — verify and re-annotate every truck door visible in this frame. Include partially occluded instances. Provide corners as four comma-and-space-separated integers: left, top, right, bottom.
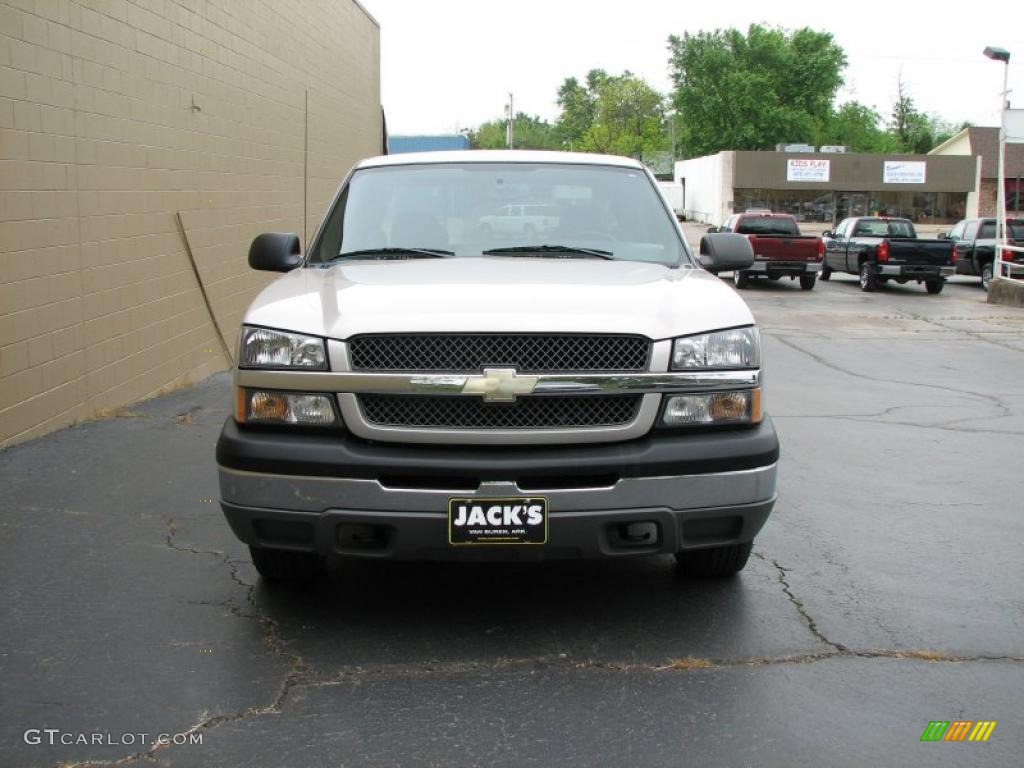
826, 219, 850, 271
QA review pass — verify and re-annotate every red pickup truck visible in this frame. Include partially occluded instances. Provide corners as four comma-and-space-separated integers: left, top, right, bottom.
710, 213, 824, 290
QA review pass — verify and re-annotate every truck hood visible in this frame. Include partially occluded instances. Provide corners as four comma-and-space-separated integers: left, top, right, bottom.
243, 258, 755, 340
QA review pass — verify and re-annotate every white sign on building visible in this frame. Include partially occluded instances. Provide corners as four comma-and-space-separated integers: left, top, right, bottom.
1007, 109, 1024, 143
787, 158, 830, 182
883, 161, 927, 184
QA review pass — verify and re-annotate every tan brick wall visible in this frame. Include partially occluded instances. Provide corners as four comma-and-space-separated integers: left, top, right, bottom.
0, 0, 381, 446
977, 179, 997, 217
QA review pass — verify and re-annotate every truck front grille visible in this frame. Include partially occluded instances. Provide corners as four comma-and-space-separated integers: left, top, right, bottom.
358, 394, 642, 429
348, 334, 649, 373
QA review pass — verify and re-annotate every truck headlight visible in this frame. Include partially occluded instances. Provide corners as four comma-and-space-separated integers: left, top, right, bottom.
662, 390, 761, 427
236, 388, 338, 426
240, 327, 327, 370
671, 326, 760, 370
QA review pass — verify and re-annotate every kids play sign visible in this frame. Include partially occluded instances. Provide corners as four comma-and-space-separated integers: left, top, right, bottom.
786, 158, 830, 182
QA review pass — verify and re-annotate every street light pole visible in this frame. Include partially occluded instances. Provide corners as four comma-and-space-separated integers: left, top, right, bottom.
508, 92, 514, 149
984, 46, 1011, 282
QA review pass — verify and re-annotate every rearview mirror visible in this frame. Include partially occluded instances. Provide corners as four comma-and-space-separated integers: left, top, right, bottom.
249, 233, 302, 272
698, 233, 755, 274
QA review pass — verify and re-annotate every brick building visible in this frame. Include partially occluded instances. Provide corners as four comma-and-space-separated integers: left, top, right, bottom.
929, 126, 1024, 217
0, 0, 383, 446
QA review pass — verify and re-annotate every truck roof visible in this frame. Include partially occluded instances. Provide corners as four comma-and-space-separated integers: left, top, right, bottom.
358, 149, 645, 170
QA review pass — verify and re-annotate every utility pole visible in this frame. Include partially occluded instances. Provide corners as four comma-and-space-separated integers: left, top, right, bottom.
506, 92, 514, 149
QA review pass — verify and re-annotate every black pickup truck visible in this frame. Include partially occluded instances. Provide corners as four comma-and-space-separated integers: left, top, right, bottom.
943, 217, 1024, 290
821, 217, 956, 294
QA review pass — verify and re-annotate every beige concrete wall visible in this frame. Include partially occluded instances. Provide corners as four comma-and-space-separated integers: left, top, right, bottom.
0, 0, 382, 447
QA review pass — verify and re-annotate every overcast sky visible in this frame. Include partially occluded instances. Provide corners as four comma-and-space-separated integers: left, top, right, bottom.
359, 0, 1022, 139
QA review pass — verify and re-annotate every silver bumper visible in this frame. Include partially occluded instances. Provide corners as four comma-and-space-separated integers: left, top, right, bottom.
746, 261, 821, 274
218, 463, 778, 560
879, 265, 955, 277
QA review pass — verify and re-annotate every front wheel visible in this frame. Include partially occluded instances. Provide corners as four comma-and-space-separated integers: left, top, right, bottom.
733, 270, 750, 289
820, 262, 832, 281
250, 546, 324, 582
859, 261, 878, 292
981, 262, 993, 291
675, 542, 753, 577
925, 278, 945, 295
799, 274, 816, 290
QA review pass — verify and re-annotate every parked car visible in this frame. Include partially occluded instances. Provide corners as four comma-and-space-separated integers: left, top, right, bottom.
943, 217, 1024, 290
216, 150, 779, 581
821, 216, 955, 293
708, 212, 823, 290
479, 203, 560, 237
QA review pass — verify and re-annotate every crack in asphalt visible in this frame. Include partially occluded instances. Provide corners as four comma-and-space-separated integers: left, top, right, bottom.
54, 521, 313, 768
58, 532, 1024, 767
772, 334, 1014, 417
895, 310, 1024, 354
752, 552, 848, 653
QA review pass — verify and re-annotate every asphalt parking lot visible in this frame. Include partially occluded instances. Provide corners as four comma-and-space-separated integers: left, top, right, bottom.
2, 272, 1023, 767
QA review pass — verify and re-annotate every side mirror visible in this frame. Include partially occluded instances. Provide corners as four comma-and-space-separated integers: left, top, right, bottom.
249, 233, 302, 272
936, 232, 948, 240
706, 225, 719, 233
821, 230, 834, 238
698, 232, 755, 273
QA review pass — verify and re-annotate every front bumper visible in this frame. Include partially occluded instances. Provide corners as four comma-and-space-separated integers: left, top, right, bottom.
217, 418, 780, 561
878, 264, 955, 279
745, 261, 821, 275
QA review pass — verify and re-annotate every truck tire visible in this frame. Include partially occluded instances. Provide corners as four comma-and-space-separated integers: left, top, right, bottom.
733, 270, 750, 289
675, 542, 753, 577
250, 545, 324, 582
981, 262, 993, 291
925, 279, 945, 295
820, 263, 832, 281
799, 274, 816, 290
859, 261, 878, 292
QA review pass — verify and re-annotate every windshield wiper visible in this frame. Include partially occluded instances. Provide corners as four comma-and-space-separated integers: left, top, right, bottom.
330, 247, 454, 261
481, 244, 614, 259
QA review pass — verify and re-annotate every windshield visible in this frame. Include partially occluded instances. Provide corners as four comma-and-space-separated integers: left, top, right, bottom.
735, 216, 800, 235
852, 218, 916, 238
309, 162, 689, 266
979, 221, 1024, 239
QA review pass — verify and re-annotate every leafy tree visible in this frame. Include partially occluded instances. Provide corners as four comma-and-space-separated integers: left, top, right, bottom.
888, 76, 960, 153
815, 101, 901, 153
468, 113, 561, 150
667, 24, 847, 156
555, 69, 668, 159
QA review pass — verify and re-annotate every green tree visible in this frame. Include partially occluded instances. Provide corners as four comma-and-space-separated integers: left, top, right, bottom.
667, 24, 847, 156
816, 101, 900, 153
887, 76, 962, 153
468, 113, 561, 150
555, 69, 667, 159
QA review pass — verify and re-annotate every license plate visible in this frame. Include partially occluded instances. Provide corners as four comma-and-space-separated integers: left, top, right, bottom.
447, 496, 548, 545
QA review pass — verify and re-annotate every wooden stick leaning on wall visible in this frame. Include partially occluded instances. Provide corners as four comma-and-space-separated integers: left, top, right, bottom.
175, 211, 235, 365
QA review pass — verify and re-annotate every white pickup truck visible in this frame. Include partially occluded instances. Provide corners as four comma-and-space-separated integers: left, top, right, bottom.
216, 151, 779, 581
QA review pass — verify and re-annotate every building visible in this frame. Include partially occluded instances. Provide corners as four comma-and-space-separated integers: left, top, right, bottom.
0, 0, 382, 447
388, 134, 470, 154
929, 126, 1024, 216
675, 150, 977, 226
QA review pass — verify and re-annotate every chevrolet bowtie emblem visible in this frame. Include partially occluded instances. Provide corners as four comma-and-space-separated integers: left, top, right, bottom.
462, 368, 539, 402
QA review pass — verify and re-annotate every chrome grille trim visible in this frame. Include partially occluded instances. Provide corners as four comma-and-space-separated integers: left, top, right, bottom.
348, 333, 650, 373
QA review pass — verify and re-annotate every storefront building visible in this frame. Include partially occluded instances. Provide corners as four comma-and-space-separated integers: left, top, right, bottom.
929, 127, 1024, 216
675, 150, 978, 226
